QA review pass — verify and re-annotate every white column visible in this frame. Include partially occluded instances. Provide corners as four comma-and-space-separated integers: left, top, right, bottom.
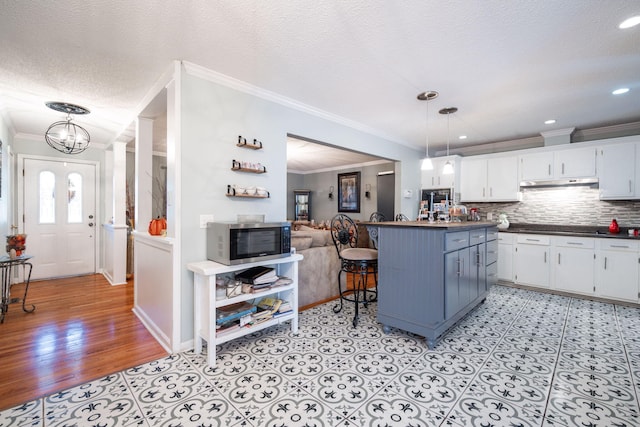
113, 141, 127, 225
135, 118, 154, 233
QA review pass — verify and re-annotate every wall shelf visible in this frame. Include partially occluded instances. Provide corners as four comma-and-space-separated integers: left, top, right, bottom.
226, 193, 270, 199
226, 185, 270, 198
236, 136, 263, 150
231, 160, 266, 174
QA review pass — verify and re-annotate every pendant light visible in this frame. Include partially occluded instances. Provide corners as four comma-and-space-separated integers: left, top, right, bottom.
417, 91, 438, 170
44, 102, 91, 154
439, 107, 458, 175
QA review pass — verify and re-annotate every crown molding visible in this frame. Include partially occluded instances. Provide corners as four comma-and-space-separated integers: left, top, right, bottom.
181, 61, 408, 147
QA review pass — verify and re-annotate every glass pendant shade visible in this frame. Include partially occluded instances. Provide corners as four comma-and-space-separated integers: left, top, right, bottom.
421, 157, 434, 170
442, 160, 454, 175
417, 91, 438, 172
439, 107, 458, 176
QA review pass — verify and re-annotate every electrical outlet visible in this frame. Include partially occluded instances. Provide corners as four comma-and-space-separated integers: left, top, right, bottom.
200, 214, 214, 229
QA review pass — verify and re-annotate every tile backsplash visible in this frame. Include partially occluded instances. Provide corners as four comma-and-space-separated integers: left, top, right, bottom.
471, 185, 640, 228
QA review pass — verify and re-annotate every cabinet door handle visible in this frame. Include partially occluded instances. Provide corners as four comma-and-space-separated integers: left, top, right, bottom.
548, 164, 551, 176
525, 238, 541, 242
456, 258, 462, 276
483, 188, 486, 197
630, 180, 632, 193
558, 253, 561, 264
567, 242, 583, 246
544, 252, 547, 263
604, 257, 607, 270
562, 163, 565, 174
610, 245, 630, 249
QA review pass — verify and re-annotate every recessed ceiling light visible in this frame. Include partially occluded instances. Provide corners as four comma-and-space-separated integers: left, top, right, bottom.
544, 119, 556, 125
458, 135, 467, 140
619, 16, 640, 29
612, 87, 630, 95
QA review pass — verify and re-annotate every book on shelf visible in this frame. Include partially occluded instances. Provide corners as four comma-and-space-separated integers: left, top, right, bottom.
256, 296, 283, 314
216, 302, 256, 325
216, 322, 241, 337
235, 266, 276, 284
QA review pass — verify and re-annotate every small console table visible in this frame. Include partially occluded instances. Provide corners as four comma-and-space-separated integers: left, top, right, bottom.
188, 254, 302, 368
0, 254, 35, 323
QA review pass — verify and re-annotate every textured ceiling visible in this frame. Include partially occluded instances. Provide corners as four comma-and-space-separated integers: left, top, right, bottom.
0, 1, 639, 167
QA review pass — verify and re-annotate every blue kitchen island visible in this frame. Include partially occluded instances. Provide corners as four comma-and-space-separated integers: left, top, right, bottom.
366, 221, 498, 348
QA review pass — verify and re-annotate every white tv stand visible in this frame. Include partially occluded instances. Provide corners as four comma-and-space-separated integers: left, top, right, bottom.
187, 253, 302, 367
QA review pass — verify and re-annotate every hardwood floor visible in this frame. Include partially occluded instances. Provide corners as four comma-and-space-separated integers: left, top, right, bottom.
0, 274, 167, 411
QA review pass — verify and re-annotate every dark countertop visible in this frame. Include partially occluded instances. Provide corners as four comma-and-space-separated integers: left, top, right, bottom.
362, 220, 496, 230
499, 222, 640, 240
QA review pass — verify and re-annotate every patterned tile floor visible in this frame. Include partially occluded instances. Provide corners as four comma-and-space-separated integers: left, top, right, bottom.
2, 285, 640, 426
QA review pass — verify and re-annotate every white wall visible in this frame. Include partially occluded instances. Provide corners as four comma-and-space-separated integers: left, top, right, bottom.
0, 114, 11, 235
177, 68, 422, 343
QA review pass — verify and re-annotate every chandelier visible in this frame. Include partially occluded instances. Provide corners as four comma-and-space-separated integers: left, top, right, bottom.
44, 102, 91, 154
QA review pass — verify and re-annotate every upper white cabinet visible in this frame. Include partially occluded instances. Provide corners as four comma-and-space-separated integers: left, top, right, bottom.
520, 146, 597, 182
519, 151, 553, 181
460, 155, 519, 202
421, 155, 460, 190
598, 141, 639, 200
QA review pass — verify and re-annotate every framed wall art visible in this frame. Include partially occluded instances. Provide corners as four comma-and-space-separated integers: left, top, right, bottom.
338, 171, 360, 213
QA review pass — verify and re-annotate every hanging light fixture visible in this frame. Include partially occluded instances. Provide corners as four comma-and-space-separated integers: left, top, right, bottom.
44, 102, 91, 154
439, 107, 458, 175
417, 91, 438, 170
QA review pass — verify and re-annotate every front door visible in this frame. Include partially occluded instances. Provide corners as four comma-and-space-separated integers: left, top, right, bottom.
21, 157, 97, 279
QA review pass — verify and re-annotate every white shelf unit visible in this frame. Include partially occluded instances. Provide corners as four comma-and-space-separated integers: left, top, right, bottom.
188, 254, 303, 367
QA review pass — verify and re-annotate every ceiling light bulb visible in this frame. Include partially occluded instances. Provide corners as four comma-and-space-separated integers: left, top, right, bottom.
545, 119, 556, 125
459, 135, 467, 140
612, 88, 630, 95
619, 16, 640, 29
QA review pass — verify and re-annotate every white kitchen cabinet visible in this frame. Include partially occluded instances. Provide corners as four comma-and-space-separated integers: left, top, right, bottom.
598, 141, 638, 200
460, 155, 519, 202
520, 146, 596, 182
555, 146, 596, 178
497, 232, 514, 282
595, 240, 639, 303
519, 152, 553, 181
551, 236, 595, 296
514, 234, 551, 288
421, 155, 460, 190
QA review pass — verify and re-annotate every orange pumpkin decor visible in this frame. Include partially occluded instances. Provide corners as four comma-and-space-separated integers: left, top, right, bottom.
148, 217, 167, 236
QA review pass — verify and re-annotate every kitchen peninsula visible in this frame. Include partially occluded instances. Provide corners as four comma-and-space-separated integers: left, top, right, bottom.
366, 221, 498, 348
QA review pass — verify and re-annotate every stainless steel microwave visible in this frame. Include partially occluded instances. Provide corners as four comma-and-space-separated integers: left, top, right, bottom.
206, 222, 291, 265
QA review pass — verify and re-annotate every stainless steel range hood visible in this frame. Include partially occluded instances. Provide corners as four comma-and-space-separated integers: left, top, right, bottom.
519, 177, 599, 188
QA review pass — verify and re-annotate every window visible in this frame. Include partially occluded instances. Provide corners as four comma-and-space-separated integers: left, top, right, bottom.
67, 172, 82, 223
39, 171, 55, 224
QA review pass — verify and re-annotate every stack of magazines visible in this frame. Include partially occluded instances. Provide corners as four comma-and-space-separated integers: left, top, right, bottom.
216, 302, 257, 336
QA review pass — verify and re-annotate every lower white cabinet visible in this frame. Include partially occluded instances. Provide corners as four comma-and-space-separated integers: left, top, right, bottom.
595, 240, 639, 302
502, 231, 640, 304
514, 234, 551, 288
551, 236, 595, 296
498, 233, 514, 282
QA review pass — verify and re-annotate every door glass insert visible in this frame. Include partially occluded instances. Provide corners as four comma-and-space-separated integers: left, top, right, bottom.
67, 172, 82, 223
39, 171, 55, 224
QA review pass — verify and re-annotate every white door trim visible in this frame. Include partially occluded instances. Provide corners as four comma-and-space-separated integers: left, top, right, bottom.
17, 154, 101, 277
